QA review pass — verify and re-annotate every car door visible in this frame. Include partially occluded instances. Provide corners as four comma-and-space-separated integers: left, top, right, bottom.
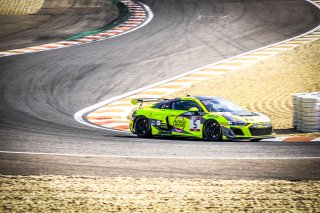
168, 100, 203, 135
150, 101, 172, 131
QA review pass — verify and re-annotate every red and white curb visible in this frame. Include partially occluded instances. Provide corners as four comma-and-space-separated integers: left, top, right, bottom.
75, 0, 320, 142
260, 137, 320, 142
0, 0, 153, 58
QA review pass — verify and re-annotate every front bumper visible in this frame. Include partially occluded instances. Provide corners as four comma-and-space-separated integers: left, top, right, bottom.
221, 124, 274, 141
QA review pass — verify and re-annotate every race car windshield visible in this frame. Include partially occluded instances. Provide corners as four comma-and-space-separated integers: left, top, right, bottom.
201, 98, 244, 112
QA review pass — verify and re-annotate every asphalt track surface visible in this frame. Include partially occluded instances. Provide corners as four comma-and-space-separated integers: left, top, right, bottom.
0, 0, 117, 51
0, 0, 320, 179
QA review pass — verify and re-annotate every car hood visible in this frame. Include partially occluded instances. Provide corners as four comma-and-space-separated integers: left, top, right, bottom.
214, 111, 271, 123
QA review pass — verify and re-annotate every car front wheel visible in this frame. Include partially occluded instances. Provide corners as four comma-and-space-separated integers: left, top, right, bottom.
203, 120, 222, 141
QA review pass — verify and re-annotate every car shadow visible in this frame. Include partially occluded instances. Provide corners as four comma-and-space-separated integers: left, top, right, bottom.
112, 135, 267, 143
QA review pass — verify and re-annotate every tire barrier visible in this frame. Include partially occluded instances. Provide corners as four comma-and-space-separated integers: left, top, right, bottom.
293, 92, 320, 132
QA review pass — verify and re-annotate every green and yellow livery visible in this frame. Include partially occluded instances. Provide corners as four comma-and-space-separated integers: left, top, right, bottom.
129, 96, 273, 141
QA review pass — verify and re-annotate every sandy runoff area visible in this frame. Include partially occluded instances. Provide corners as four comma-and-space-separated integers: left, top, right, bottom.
1, 175, 319, 212
0, 0, 44, 15
170, 40, 320, 137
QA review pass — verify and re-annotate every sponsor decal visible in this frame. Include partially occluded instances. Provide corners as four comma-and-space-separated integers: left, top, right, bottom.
173, 116, 186, 132
190, 116, 201, 131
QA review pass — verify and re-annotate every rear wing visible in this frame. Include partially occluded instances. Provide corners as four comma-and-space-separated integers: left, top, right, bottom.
131, 98, 168, 109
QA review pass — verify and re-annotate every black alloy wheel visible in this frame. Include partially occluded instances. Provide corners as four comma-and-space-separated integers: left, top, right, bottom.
134, 116, 152, 138
203, 120, 222, 141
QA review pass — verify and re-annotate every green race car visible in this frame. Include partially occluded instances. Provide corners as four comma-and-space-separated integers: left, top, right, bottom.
129, 96, 273, 141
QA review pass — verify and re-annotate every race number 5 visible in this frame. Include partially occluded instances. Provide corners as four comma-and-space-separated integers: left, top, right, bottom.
190, 116, 201, 131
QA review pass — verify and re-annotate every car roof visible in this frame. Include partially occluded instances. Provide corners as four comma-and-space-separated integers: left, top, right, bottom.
187, 96, 224, 101
151, 96, 227, 109
160, 96, 222, 103
194, 96, 219, 100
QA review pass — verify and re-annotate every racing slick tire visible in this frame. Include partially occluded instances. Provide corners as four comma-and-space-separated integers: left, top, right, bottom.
203, 120, 222, 141
134, 116, 152, 138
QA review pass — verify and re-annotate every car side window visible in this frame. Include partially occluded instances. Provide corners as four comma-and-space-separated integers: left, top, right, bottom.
171, 101, 202, 111
160, 103, 171, 109
153, 102, 171, 109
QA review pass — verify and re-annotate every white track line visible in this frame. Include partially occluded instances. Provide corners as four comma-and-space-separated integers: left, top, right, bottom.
0, 151, 319, 160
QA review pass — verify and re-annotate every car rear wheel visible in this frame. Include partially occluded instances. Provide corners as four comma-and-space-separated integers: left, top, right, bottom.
134, 116, 152, 138
203, 120, 222, 141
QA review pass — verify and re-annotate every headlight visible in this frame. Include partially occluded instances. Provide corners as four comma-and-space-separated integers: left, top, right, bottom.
224, 116, 247, 126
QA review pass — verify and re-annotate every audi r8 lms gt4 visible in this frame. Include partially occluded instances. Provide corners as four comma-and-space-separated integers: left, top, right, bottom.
129, 96, 274, 141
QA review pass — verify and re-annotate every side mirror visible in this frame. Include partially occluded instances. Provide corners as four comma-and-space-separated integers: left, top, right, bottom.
189, 107, 199, 113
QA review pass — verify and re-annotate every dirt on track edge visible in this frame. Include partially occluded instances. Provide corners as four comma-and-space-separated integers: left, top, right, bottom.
0, 0, 44, 15
1, 175, 319, 212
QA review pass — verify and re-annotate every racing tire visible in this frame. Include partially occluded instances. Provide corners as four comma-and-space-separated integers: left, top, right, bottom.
134, 116, 152, 138
203, 120, 222, 141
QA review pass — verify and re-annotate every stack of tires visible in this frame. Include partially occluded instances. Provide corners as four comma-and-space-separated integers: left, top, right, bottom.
292, 92, 320, 132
